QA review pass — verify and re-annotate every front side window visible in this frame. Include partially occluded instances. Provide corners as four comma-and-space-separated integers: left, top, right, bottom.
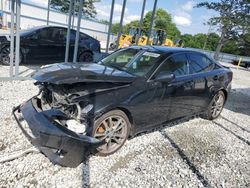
100, 48, 163, 76
155, 53, 188, 77
39, 28, 51, 40
187, 53, 214, 74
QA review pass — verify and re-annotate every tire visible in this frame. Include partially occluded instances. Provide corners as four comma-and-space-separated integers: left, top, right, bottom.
92, 110, 130, 156
78, 51, 93, 62
0, 46, 23, 66
201, 91, 225, 120
109, 43, 116, 50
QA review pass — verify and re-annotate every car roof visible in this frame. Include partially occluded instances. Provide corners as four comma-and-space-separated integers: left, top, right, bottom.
129, 45, 205, 55
20, 25, 95, 38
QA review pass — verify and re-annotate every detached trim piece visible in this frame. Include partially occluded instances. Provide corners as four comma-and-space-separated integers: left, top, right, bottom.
12, 99, 104, 167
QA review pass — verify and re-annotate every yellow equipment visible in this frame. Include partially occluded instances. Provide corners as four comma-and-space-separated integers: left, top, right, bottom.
118, 27, 184, 48
118, 27, 149, 48
151, 28, 184, 47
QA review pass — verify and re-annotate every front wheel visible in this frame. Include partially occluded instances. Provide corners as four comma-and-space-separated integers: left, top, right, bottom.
78, 51, 93, 62
0, 46, 23, 65
92, 110, 130, 156
202, 91, 225, 120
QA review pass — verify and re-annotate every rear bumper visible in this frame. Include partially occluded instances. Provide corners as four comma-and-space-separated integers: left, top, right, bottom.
12, 98, 104, 167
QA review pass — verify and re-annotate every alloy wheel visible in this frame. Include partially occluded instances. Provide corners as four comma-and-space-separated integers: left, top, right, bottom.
94, 115, 128, 154
1, 47, 22, 66
79, 52, 93, 62
1, 47, 11, 65
211, 92, 225, 118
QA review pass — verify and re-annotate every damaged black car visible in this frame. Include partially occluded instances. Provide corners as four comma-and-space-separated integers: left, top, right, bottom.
13, 46, 233, 167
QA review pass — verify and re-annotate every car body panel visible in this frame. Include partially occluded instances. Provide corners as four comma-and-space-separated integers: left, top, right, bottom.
13, 98, 104, 167
0, 26, 100, 64
12, 46, 233, 167
32, 62, 136, 84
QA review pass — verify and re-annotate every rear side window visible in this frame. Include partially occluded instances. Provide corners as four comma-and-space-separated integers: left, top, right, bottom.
156, 54, 188, 77
187, 53, 214, 74
39, 28, 51, 40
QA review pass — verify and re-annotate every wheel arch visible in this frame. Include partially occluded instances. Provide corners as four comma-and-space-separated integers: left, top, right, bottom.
115, 107, 135, 137
95, 105, 135, 136
220, 88, 228, 101
78, 49, 93, 60
0, 44, 25, 64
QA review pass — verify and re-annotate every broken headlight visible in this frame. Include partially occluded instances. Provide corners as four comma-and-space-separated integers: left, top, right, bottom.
66, 119, 87, 134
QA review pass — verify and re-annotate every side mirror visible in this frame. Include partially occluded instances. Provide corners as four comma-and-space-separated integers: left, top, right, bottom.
155, 72, 175, 83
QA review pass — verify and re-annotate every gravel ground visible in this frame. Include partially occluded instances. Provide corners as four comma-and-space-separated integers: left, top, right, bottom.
0, 64, 249, 187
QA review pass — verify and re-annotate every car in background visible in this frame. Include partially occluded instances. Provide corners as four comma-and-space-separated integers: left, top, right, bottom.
0, 25, 100, 65
13, 46, 233, 167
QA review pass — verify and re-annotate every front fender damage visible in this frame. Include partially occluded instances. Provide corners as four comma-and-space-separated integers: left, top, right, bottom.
12, 98, 104, 167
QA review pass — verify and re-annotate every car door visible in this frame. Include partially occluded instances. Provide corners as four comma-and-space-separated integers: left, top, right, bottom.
22, 30, 41, 63
186, 52, 217, 110
151, 53, 196, 121
38, 27, 62, 63
23, 27, 61, 63
59, 29, 77, 62
123, 51, 171, 131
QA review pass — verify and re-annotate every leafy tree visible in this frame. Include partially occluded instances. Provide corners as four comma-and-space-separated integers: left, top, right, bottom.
99, 19, 109, 24
111, 23, 120, 34
238, 33, 250, 56
221, 40, 241, 55
205, 33, 220, 51
196, 0, 250, 59
143, 8, 181, 38
51, 0, 97, 18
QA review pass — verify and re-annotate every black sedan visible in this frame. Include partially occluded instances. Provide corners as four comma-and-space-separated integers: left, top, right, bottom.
0, 25, 100, 65
13, 46, 232, 167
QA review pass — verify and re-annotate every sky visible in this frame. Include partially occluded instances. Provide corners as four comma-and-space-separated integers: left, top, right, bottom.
25, 0, 219, 35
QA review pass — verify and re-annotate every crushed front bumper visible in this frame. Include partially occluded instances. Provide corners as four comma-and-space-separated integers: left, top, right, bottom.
12, 98, 104, 167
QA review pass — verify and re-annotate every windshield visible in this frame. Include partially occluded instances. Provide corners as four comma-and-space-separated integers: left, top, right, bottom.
99, 48, 162, 76
19, 26, 44, 36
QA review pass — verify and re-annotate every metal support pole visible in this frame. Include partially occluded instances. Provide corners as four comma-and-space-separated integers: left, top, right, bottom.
136, 0, 146, 45
65, 0, 74, 62
47, 0, 51, 25
147, 0, 157, 45
72, 0, 75, 29
116, 0, 127, 49
15, 0, 21, 77
9, 0, 15, 78
73, 0, 83, 62
105, 0, 115, 53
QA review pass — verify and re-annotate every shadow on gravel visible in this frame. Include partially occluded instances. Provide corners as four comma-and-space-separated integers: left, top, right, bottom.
220, 116, 250, 133
224, 88, 250, 117
160, 131, 211, 188
213, 121, 250, 146
82, 158, 90, 188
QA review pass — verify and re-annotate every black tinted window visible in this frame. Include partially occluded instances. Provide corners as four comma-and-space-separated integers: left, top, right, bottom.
59, 29, 76, 41
188, 53, 214, 74
157, 54, 188, 77
39, 28, 60, 40
80, 33, 89, 40
39, 28, 51, 39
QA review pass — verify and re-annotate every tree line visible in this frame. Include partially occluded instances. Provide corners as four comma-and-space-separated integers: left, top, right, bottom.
50, 0, 249, 58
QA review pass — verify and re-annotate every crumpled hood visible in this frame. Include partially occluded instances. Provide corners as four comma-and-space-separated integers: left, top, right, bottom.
32, 62, 136, 84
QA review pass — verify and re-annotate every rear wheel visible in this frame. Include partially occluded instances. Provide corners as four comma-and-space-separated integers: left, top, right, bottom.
0, 46, 23, 65
202, 91, 225, 120
92, 110, 130, 156
78, 51, 93, 62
